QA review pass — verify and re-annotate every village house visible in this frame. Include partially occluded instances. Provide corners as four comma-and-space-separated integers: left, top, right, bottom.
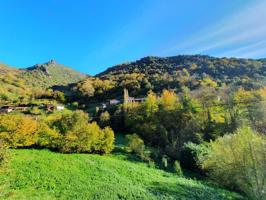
15, 105, 29, 112
45, 104, 65, 112
56, 105, 65, 111
46, 104, 55, 112
0, 106, 14, 113
109, 99, 120, 105
100, 89, 145, 110
126, 97, 145, 103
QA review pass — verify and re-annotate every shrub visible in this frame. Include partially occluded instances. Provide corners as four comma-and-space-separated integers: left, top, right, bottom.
99, 126, 115, 153
0, 111, 115, 155
99, 111, 110, 127
0, 114, 38, 148
180, 142, 208, 173
52, 110, 90, 135
53, 91, 65, 103
148, 160, 155, 168
161, 155, 169, 169
126, 133, 150, 161
30, 107, 42, 115
201, 127, 266, 200
71, 101, 79, 108
0, 142, 9, 168
52, 111, 115, 154
173, 160, 183, 176
36, 122, 61, 149
126, 133, 145, 155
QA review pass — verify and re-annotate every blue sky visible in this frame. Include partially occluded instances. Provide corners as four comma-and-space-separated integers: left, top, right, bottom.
0, 0, 265, 75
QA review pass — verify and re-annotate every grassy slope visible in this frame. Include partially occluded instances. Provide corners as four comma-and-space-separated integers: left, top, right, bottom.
22, 63, 87, 88
0, 149, 244, 200
0, 64, 19, 74
1, 61, 86, 89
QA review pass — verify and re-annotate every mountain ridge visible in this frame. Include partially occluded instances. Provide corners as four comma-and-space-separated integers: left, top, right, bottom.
96, 55, 266, 77
70, 55, 266, 102
2, 54, 266, 94
0, 59, 87, 88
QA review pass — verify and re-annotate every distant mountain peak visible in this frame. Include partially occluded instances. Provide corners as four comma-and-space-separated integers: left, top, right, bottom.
46, 59, 56, 65
28, 59, 57, 70
28, 59, 61, 71
19, 60, 87, 87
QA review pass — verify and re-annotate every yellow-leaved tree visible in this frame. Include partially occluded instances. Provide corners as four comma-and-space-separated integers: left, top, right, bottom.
0, 114, 38, 148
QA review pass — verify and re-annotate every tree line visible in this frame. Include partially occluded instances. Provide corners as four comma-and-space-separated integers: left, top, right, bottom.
0, 110, 114, 154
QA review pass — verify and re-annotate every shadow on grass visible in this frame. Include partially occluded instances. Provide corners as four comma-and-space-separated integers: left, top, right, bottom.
148, 180, 245, 200
112, 133, 149, 164
111, 147, 145, 163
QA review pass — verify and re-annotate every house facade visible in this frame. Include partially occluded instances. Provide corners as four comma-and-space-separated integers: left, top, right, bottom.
0, 106, 14, 113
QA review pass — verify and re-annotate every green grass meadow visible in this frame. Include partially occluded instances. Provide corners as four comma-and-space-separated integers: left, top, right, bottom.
0, 149, 245, 200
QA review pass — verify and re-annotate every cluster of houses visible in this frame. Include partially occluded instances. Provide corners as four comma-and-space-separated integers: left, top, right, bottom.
101, 99, 121, 109
0, 104, 65, 114
0, 105, 28, 114
1, 88, 144, 114
101, 89, 145, 109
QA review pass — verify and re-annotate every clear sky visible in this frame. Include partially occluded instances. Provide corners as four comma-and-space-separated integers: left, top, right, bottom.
0, 0, 265, 75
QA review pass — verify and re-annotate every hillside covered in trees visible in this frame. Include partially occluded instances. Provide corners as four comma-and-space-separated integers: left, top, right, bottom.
98, 55, 266, 79
72, 55, 266, 102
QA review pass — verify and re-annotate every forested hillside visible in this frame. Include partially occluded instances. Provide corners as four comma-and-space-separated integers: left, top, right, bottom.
72, 55, 266, 101
99, 55, 266, 82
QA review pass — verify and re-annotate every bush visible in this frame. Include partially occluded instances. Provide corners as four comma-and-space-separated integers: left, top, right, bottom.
173, 160, 183, 176
126, 134, 145, 155
180, 142, 208, 173
100, 127, 115, 153
99, 111, 110, 127
52, 111, 115, 154
126, 133, 150, 161
71, 101, 79, 108
36, 122, 61, 149
0, 111, 115, 155
201, 127, 266, 200
30, 107, 42, 115
161, 155, 169, 169
0, 114, 38, 148
0, 142, 9, 168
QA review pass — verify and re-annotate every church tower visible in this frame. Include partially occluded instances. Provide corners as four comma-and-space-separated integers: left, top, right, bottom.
123, 88, 129, 104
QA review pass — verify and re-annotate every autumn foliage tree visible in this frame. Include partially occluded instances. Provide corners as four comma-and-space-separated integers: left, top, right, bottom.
125, 89, 204, 159
0, 111, 115, 154
0, 114, 38, 148
52, 111, 114, 153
